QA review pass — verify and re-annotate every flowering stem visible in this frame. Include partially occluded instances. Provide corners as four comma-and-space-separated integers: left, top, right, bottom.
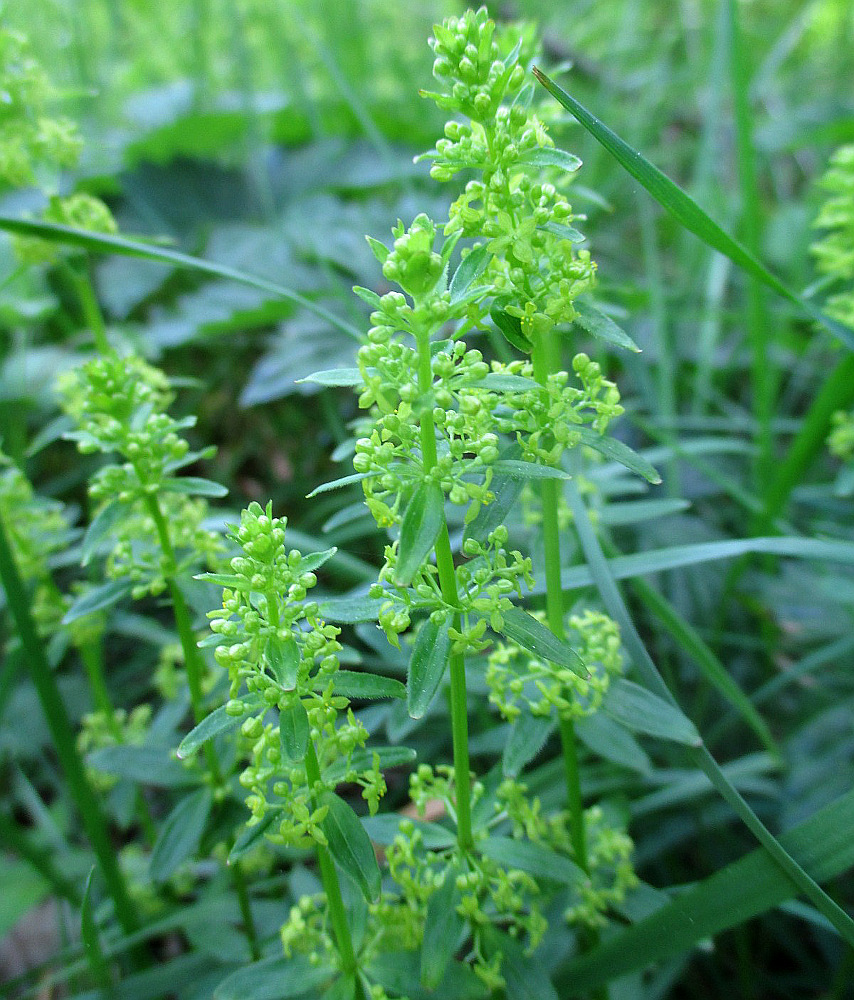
415, 323, 475, 853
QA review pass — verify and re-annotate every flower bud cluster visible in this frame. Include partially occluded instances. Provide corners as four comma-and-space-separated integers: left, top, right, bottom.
77, 704, 153, 793
12, 193, 118, 265
811, 144, 854, 328
829, 409, 854, 461
486, 609, 623, 722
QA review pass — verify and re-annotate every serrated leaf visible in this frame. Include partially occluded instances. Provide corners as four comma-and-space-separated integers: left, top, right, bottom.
574, 427, 661, 484
297, 368, 363, 387
571, 298, 640, 352
422, 862, 465, 988
395, 481, 445, 587
539, 220, 586, 243
326, 670, 406, 701
408, 616, 452, 719
178, 698, 262, 758
299, 547, 338, 572
490, 305, 531, 353
214, 954, 333, 1000
62, 579, 132, 624
81, 501, 125, 566
279, 700, 310, 764
366, 235, 389, 265
481, 836, 584, 887
267, 635, 300, 690
320, 791, 381, 902
603, 679, 701, 745
449, 245, 492, 303
503, 712, 555, 777
150, 788, 212, 883
87, 746, 199, 786
161, 476, 228, 497
518, 147, 582, 172
492, 460, 571, 481
498, 605, 585, 675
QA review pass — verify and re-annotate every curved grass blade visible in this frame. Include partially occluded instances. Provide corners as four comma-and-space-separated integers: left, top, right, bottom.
531, 69, 854, 352
0, 216, 362, 341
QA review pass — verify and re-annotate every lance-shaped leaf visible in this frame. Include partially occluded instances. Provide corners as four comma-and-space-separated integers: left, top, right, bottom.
229, 812, 277, 863
574, 427, 661, 484
324, 670, 406, 701
161, 476, 228, 497
421, 861, 465, 988
297, 368, 363, 387
395, 481, 445, 587
81, 501, 124, 565
449, 245, 492, 303
497, 605, 586, 676
267, 634, 300, 690
603, 679, 701, 746
324, 746, 416, 784
571, 298, 640, 352
178, 696, 263, 758
150, 788, 212, 883
490, 304, 530, 353
320, 791, 382, 902
503, 711, 555, 777
492, 460, 571, 481
279, 700, 310, 764
517, 147, 582, 173
408, 615, 452, 719
62, 578, 132, 624
214, 954, 333, 1000
480, 837, 585, 887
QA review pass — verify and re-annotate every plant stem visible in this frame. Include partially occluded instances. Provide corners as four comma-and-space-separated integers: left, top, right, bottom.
414, 324, 474, 852
65, 262, 110, 356
0, 511, 139, 939
231, 857, 261, 962
531, 329, 590, 873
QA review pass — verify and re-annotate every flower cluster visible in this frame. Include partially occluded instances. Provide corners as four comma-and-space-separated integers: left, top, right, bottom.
12, 192, 118, 265
812, 144, 854, 329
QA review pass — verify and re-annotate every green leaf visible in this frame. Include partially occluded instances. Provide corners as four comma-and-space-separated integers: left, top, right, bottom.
422, 862, 465, 988
481, 836, 585, 887
408, 615, 452, 719
450, 245, 492, 303
498, 605, 585, 676
603, 679, 701, 745
503, 711, 555, 777
483, 928, 559, 1000
368, 950, 487, 1000
0, 215, 363, 342
320, 791, 381, 902
575, 712, 652, 774
571, 298, 640, 352
366, 235, 389, 265
352, 285, 383, 309
297, 368, 363, 387
214, 954, 334, 1000
464, 467, 524, 546
361, 814, 455, 850
87, 746, 199, 786
228, 812, 277, 863
150, 788, 212, 883
395, 481, 445, 587
267, 635, 300, 690
326, 670, 406, 701
307, 472, 376, 498
538, 220, 586, 244
530, 69, 854, 352
492, 460, 571, 480
178, 698, 263, 758
161, 476, 228, 498
322, 975, 357, 1000
81, 868, 111, 990
81, 501, 124, 565
490, 305, 531, 353
279, 700, 310, 764
473, 373, 540, 392
318, 594, 384, 623
325, 746, 417, 784
62, 578, 132, 624
518, 147, 582, 173
557, 789, 854, 994
299, 546, 338, 572
574, 427, 661, 484
194, 572, 248, 589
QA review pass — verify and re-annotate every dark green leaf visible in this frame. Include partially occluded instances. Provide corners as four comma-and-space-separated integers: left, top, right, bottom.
214, 954, 333, 1000
604, 679, 701, 745
503, 712, 555, 777
161, 476, 228, 498
81, 501, 125, 565
178, 698, 263, 758
62, 579, 132, 624
498, 605, 585, 676
575, 712, 652, 774
574, 427, 661, 484
320, 791, 382, 902
228, 812, 277, 863
87, 746, 199, 786
490, 305, 531, 353
267, 635, 300, 690
150, 788, 212, 883
518, 147, 582, 173
571, 298, 640, 352
297, 368, 363, 387
483, 928, 559, 1000
450, 245, 492, 303
492, 460, 570, 481
279, 700, 310, 764
395, 481, 445, 587
322, 975, 357, 1000
326, 670, 406, 700
408, 615, 452, 719
464, 468, 524, 546
368, 950, 487, 1000
480, 837, 584, 887
362, 814, 455, 849
422, 862, 465, 988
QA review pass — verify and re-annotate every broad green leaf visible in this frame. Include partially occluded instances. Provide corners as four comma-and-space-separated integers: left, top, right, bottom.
422, 863, 465, 988
464, 468, 524, 546
480, 837, 584, 887
81, 501, 124, 565
490, 305, 530, 353
297, 368, 363, 387
322, 975, 357, 1000
539, 220, 585, 243
178, 698, 263, 758
307, 472, 377, 498
62, 578, 132, 624
161, 476, 228, 498
0, 216, 362, 341
318, 594, 384, 623
603, 679, 701, 745
366, 236, 389, 264
150, 788, 212, 883
320, 791, 381, 902
279, 700, 310, 764
87, 746, 199, 786
228, 812, 277, 862
450, 245, 492, 303
557, 789, 854, 994
498, 605, 585, 676
408, 615, 452, 719
361, 814, 455, 849
324, 747, 416, 784
574, 427, 661, 484
214, 954, 333, 1000
81, 868, 111, 990
267, 635, 300, 690
531, 69, 854, 352
575, 712, 652, 774
326, 670, 406, 701
503, 711, 555, 777
395, 481, 445, 587
518, 147, 582, 173
492, 460, 570, 480
571, 298, 640, 352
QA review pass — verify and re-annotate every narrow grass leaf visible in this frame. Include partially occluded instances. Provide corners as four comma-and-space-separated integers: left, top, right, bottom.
408, 615, 452, 719
481, 837, 585, 887
395, 481, 445, 587
62, 579, 132, 624
161, 476, 228, 498
279, 700, 310, 764
297, 368, 363, 387
150, 788, 212, 883
320, 791, 382, 902
498, 605, 585, 675
450, 245, 492, 302
531, 69, 854, 351
604, 680, 701, 746
327, 670, 406, 700
267, 635, 300, 690
492, 460, 570, 480
571, 299, 640, 352
421, 862, 464, 988
214, 955, 333, 1000
178, 698, 263, 758
575, 427, 661, 483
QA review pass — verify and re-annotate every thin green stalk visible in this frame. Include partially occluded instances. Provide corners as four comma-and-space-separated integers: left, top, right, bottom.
0, 511, 139, 938
415, 325, 474, 852
64, 262, 110, 356
230, 858, 261, 962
